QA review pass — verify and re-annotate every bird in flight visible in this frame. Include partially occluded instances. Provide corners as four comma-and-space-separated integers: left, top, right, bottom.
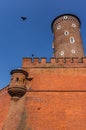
21, 17, 27, 21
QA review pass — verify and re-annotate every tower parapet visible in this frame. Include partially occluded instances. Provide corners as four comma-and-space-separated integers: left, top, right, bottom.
51, 14, 84, 58
8, 69, 28, 99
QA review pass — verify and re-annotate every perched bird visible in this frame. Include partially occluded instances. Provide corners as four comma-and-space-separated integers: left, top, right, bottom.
32, 54, 34, 57
21, 17, 27, 21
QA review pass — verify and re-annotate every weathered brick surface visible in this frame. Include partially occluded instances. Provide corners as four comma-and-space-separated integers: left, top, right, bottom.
0, 64, 86, 129
0, 89, 10, 130
0, 57, 86, 130
26, 92, 86, 130
24, 67, 86, 91
22, 63, 86, 129
2, 95, 27, 130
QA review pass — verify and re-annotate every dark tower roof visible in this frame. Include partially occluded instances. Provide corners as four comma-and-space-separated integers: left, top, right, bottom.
51, 14, 81, 32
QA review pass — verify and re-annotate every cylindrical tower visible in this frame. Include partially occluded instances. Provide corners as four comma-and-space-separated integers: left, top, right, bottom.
51, 14, 85, 58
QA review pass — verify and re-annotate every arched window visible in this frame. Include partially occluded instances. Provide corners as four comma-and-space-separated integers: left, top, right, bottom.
16, 78, 19, 82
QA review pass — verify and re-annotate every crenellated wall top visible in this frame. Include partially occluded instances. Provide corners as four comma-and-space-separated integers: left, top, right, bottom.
22, 57, 86, 68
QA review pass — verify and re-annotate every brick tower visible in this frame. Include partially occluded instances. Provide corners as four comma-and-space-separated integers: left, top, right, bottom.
51, 14, 84, 58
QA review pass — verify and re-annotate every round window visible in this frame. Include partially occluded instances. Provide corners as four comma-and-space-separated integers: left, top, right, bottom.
71, 49, 75, 53
57, 25, 61, 30
60, 51, 64, 56
64, 31, 69, 35
64, 16, 68, 19
72, 23, 76, 27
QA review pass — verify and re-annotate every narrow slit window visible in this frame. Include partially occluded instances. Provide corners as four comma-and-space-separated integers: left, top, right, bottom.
52, 42, 54, 48
70, 37, 75, 43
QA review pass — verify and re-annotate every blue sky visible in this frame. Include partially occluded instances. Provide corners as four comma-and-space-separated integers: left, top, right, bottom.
0, 0, 86, 88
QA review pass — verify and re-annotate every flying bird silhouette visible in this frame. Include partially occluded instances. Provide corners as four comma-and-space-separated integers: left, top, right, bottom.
21, 17, 27, 21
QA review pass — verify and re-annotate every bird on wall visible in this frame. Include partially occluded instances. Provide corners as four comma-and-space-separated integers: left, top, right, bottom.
21, 17, 27, 21
32, 54, 34, 57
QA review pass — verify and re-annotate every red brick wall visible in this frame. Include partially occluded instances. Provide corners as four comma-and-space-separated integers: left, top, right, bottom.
22, 58, 86, 129
0, 57, 86, 129
0, 89, 10, 130
2, 95, 27, 130
26, 92, 86, 130
25, 67, 86, 91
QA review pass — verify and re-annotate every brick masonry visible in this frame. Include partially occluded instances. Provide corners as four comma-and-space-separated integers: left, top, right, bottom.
23, 63, 86, 130
1, 63, 86, 130
51, 14, 84, 58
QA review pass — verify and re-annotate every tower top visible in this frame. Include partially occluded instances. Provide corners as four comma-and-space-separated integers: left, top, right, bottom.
51, 14, 81, 32
51, 13, 84, 58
